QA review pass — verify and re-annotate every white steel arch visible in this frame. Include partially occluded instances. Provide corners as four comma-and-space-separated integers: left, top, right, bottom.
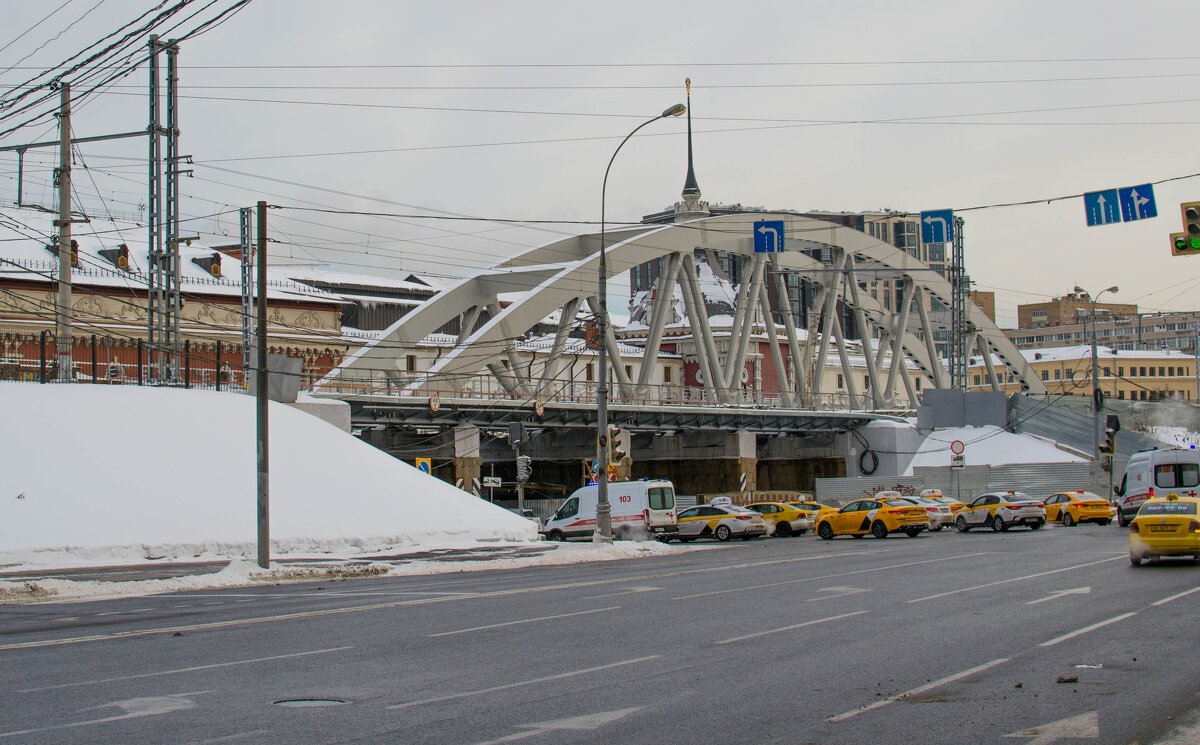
316, 213, 1046, 403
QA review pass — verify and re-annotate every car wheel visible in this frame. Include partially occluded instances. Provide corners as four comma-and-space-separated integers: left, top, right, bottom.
678, 536, 694, 543
930, 524, 943, 532
715, 524, 732, 542
956, 515, 969, 533
904, 528, 921, 537
1130, 552, 1142, 567
774, 522, 793, 538
1063, 513, 1075, 527
1117, 511, 1128, 527
656, 534, 672, 543
1030, 521, 1043, 531
871, 521, 889, 539
992, 515, 1006, 532
546, 530, 566, 542
817, 522, 834, 540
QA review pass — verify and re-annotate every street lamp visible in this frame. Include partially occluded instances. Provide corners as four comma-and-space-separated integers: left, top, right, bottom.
1074, 284, 1119, 460
594, 102, 686, 543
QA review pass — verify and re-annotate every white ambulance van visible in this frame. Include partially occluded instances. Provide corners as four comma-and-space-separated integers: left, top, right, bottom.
1114, 448, 1200, 526
540, 479, 679, 542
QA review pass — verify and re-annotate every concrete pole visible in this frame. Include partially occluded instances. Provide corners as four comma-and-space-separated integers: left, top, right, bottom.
256, 201, 270, 569
55, 83, 72, 381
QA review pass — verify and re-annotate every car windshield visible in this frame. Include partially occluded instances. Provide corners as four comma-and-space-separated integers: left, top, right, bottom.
1139, 502, 1198, 515
648, 486, 674, 510
882, 499, 916, 507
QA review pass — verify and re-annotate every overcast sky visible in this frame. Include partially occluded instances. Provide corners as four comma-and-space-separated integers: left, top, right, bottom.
2, 0, 1198, 327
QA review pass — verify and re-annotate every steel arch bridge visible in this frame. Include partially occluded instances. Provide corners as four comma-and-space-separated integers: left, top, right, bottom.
315, 213, 1045, 407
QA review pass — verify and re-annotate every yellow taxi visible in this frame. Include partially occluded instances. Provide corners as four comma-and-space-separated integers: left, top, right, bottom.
785, 500, 837, 521
1043, 490, 1114, 526
921, 489, 965, 514
1129, 493, 1200, 566
745, 502, 813, 537
815, 497, 928, 540
954, 491, 1046, 532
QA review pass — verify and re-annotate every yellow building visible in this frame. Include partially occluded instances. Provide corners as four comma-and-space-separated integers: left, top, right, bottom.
968, 345, 1197, 402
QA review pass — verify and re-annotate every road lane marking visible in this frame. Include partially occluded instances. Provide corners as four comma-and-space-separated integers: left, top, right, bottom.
388, 656, 660, 709
673, 553, 990, 600
17, 646, 353, 693
0, 550, 954, 651
0, 691, 211, 739
907, 557, 1124, 604
1039, 612, 1137, 648
467, 707, 643, 745
430, 607, 619, 637
1152, 586, 1200, 606
716, 610, 867, 644
582, 586, 661, 599
828, 658, 1010, 722
1026, 586, 1091, 605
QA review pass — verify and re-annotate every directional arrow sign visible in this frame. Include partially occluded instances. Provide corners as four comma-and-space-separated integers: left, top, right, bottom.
470, 707, 643, 745
920, 209, 954, 244
753, 220, 785, 253
1026, 586, 1091, 605
1084, 189, 1121, 226
1118, 183, 1157, 222
807, 586, 869, 602
1004, 711, 1099, 745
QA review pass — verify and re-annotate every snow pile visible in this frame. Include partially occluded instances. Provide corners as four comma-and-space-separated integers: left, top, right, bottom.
0, 383, 537, 565
905, 425, 1086, 473
1146, 426, 1200, 451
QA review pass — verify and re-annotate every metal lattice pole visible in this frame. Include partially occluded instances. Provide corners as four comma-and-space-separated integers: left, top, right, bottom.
240, 207, 254, 382
950, 216, 968, 390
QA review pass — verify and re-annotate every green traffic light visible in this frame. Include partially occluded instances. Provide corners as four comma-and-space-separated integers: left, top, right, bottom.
1192, 237, 1200, 250
1177, 237, 1189, 251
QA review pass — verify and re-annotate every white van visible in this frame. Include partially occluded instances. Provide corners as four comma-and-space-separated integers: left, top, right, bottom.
540, 479, 678, 542
1114, 448, 1200, 526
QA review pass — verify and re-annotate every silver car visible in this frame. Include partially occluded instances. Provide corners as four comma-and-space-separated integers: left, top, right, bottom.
901, 496, 955, 531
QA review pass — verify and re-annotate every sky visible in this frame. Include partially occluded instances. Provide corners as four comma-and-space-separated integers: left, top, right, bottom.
1, 0, 1199, 328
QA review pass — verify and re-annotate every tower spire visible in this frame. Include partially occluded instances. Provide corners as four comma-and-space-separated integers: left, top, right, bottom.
682, 77, 700, 198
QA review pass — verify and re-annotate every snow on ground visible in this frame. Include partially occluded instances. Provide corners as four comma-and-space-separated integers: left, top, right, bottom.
0, 382, 541, 566
905, 424, 1086, 474
1146, 426, 1200, 451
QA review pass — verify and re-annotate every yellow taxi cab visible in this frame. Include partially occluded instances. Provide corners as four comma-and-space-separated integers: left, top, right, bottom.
1043, 490, 1114, 526
921, 489, 965, 514
954, 491, 1046, 532
745, 502, 813, 537
1129, 493, 1200, 566
815, 497, 928, 540
784, 500, 837, 521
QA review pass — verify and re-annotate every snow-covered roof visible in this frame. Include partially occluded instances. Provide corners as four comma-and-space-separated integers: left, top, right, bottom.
904, 424, 1086, 474
969, 344, 1195, 368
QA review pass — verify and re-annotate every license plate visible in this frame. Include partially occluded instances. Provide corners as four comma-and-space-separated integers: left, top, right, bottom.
1149, 525, 1176, 533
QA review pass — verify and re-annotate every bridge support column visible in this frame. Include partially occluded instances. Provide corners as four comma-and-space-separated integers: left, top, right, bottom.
736, 430, 757, 501
454, 424, 482, 498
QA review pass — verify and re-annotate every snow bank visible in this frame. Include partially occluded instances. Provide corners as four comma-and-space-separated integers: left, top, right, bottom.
904, 424, 1086, 474
0, 383, 536, 563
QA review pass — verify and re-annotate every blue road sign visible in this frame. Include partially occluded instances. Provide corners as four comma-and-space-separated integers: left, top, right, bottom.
753, 220, 785, 253
920, 209, 954, 244
1084, 189, 1121, 226
1118, 184, 1158, 222
415, 457, 432, 474
590, 457, 600, 474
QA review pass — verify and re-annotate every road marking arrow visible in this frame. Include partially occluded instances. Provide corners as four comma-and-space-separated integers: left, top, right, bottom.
1004, 711, 1099, 745
469, 707, 643, 745
1026, 586, 1091, 605
807, 586, 869, 602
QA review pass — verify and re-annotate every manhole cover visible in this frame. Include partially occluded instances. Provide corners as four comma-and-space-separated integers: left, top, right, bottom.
272, 698, 348, 708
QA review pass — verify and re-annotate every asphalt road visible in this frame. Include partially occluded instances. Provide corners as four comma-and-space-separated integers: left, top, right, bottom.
2, 522, 1199, 745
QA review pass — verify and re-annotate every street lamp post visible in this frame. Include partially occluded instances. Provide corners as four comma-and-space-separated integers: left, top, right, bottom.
594, 102, 686, 543
1074, 284, 1118, 460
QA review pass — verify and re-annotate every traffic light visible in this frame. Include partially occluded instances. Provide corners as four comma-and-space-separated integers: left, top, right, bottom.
608, 426, 627, 464
516, 455, 532, 482
1170, 202, 1200, 256
1100, 415, 1119, 457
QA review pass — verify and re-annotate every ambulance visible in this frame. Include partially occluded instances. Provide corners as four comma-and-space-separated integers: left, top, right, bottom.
540, 479, 679, 541
1114, 448, 1200, 526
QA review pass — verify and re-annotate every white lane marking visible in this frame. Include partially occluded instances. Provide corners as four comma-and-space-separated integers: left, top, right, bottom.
17, 646, 353, 693
827, 658, 1010, 722
1153, 586, 1200, 606
430, 607, 619, 637
1003, 711, 1099, 744
673, 553, 991, 600
388, 656, 660, 709
467, 707, 643, 745
716, 610, 867, 644
908, 557, 1123, 604
1039, 612, 1137, 648
0, 691, 211, 739
179, 731, 271, 744
583, 586, 661, 599
807, 586, 869, 602
54, 617, 79, 622
1026, 587, 1091, 605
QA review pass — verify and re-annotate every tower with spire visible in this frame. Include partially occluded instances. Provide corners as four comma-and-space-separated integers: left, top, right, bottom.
674, 78, 708, 222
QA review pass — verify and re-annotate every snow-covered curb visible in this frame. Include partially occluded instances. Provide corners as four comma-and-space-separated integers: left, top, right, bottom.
0, 540, 682, 604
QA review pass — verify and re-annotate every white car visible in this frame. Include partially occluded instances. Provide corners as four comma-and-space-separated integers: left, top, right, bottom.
676, 504, 769, 542
901, 495, 955, 531
955, 491, 1047, 532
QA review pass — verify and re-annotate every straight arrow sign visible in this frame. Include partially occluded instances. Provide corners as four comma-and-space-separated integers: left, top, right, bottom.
1004, 711, 1099, 745
1026, 586, 1091, 605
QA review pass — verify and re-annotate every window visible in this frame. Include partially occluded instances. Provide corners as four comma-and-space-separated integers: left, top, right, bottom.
974, 375, 981, 385
1042, 370, 1049, 381
648, 487, 674, 510
1155, 463, 1200, 489
1140, 366, 1147, 376
625, 365, 633, 378
1119, 390, 1125, 399
1169, 366, 1176, 377
586, 363, 594, 382
555, 497, 579, 520
1103, 367, 1110, 377
915, 378, 921, 391
663, 367, 672, 384
1118, 367, 1124, 377
1054, 369, 1061, 380
406, 354, 416, 372
1149, 367, 1157, 377
1160, 367, 1166, 376
837, 374, 844, 389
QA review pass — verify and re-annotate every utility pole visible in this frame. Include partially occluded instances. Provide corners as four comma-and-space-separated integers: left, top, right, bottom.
949, 216, 968, 390
54, 82, 72, 381
256, 200, 269, 569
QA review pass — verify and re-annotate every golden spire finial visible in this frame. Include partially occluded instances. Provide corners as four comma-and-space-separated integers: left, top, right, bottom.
685, 77, 691, 95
